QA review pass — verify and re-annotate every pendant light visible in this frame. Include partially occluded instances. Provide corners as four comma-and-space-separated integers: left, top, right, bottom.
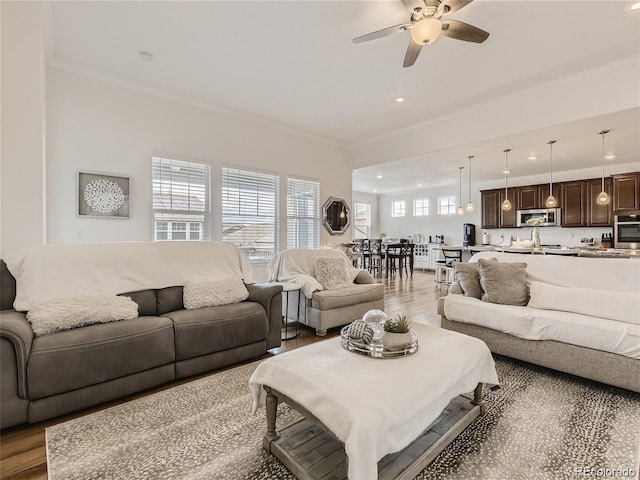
457, 166, 464, 215
597, 130, 610, 205
545, 140, 557, 208
501, 149, 512, 211
466, 156, 474, 212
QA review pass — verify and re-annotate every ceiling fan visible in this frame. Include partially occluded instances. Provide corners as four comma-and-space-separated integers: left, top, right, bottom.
353, 0, 490, 68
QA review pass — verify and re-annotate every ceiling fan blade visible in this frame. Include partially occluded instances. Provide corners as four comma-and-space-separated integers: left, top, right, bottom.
353, 23, 411, 44
403, 40, 424, 67
401, 0, 426, 13
441, 19, 489, 43
436, 0, 473, 16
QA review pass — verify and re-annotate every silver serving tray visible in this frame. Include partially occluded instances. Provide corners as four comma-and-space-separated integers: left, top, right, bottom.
340, 325, 419, 359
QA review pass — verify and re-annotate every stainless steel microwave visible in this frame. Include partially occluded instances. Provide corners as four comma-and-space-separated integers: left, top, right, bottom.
614, 213, 640, 249
516, 208, 561, 227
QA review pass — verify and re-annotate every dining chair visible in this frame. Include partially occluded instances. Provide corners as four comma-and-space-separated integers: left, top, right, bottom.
387, 239, 412, 277
435, 247, 463, 285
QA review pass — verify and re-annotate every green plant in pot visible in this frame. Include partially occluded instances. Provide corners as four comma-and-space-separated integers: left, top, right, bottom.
382, 315, 413, 350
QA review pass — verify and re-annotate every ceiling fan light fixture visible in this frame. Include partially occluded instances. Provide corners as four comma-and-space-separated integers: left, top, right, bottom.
410, 18, 442, 45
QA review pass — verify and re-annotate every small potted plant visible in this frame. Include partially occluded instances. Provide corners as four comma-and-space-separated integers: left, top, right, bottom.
382, 314, 413, 350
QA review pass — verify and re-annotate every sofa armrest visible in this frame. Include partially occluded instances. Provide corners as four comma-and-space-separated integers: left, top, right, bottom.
0, 309, 33, 398
354, 270, 374, 284
246, 283, 283, 350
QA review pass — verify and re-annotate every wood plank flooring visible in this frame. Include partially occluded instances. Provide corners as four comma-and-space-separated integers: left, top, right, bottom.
0, 270, 444, 480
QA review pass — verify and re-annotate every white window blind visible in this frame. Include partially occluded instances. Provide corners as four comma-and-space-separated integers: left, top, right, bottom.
152, 156, 211, 241
222, 167, 279, 262
354, 202, 371, 238
287, 178, 320, 249
414, 199, 429, 216
392, 200, 406, 217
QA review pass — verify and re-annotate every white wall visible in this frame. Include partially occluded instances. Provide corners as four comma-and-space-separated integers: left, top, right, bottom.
1, 1, 47, 256
376, 161, 639, 248
45, 68, 353, 279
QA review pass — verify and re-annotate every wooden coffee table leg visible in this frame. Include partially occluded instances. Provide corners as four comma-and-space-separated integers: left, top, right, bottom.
471, 383, 485, 415
263, 386, 280, 452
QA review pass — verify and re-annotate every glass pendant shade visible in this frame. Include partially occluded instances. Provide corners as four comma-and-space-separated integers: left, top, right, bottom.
466, 201, 474, 212
597, 130, 610, 205
457, 206, 464, 215
596, 190, 610, 205
545, 195, 557, 208
501, 199, 512, 211
410, 18, 442, 45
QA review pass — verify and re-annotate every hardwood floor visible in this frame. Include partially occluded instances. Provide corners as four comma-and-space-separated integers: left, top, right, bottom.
0, 270, 444, 479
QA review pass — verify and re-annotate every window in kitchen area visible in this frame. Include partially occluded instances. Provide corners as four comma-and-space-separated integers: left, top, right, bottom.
391, 200, 406, 217
414, 198, 429, 216
354, 202, 371, 238
438, 195, 457, 215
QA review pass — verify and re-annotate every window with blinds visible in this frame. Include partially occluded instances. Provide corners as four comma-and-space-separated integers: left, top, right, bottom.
222, 167, 279, 262
287, 177, 320, 249
152, 156, 211, 241
354, 202, 371, 238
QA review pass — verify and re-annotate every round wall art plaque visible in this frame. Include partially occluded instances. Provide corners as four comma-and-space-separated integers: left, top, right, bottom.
83, 179, 126, 214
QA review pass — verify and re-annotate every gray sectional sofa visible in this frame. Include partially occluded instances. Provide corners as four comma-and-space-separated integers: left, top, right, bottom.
0, 260, 282, 429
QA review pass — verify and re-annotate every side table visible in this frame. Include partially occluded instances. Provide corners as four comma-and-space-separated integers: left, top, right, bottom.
270, 282, 306, 340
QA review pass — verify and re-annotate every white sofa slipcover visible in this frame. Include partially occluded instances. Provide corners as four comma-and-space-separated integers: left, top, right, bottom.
438, 252, 640, 393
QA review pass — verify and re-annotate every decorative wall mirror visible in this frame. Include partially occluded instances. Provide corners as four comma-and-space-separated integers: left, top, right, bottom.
322, 196, 350, 235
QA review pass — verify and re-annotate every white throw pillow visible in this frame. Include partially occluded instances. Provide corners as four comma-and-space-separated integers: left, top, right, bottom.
26, 295, 139, 337
183, 277, 249, 309
315, 257, 352, 290
528, 281, 640, 325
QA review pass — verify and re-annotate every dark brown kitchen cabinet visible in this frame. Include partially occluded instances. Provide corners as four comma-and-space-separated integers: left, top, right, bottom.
498, 188, 518, 228
481, 190, 499, 229
585, 178, 612, 226
561, 181, 586, 227
612, 173, 640, 212
538, 184, 562, 208
518, 186, 538, 210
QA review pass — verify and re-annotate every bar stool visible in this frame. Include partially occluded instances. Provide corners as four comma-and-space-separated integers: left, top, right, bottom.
435, 247, 463, 286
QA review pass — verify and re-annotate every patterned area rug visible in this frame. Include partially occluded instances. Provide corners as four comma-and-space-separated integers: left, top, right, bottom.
46, 356, 640, 480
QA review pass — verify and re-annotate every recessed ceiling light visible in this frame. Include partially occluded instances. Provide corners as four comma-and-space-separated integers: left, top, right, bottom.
376, 175, 383, 179
527, 154, 537, 160
395, 96, 406, 103
629, 1, 640, 11
502, 169, 511, 174
373, 190, 377, 193
605, 153, 616, 160
139, 50, 154, 62
417, 183, 423, 187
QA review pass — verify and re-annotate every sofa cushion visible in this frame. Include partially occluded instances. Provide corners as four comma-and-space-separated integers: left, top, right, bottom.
26, 295, 138, 337
27, 316, 175, 399
120, 289, 157, 316
478, 259, 528, 306
312, 284, 384, 311
164, 302, 268, 361
454, 258, 497, 299
315, 257, 351, 290
528, 281, 640, 325
157, 286, 184, 315
183, 278, 249, 309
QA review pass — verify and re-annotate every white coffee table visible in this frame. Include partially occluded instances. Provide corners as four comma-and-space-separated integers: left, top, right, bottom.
249, 323, 499, 480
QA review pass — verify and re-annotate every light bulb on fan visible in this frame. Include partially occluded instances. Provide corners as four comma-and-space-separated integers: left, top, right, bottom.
410, 18, 442, 45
